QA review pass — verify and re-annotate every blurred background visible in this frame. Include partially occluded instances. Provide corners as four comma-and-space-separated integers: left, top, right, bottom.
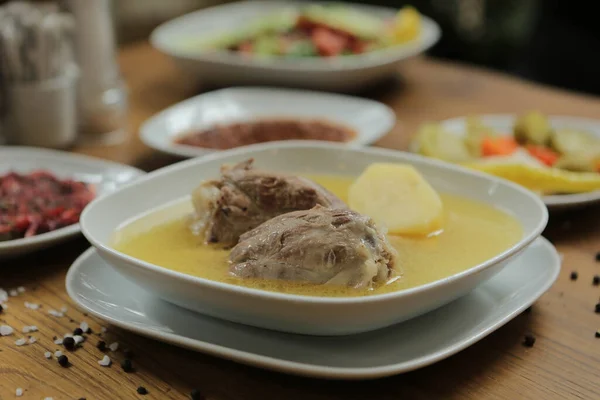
3, 0, 600, 96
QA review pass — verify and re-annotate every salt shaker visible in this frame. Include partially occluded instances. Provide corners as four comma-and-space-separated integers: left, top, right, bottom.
61, 0, 127, 145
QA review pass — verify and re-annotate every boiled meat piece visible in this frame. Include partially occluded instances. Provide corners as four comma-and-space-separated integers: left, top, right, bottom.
229, 206, 398, 289
190, 159, 346, 247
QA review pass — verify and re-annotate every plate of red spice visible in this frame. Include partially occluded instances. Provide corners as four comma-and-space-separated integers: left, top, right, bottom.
0, 147, 144, 257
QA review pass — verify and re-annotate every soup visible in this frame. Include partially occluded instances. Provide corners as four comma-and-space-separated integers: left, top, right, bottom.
112, 175, 522, 297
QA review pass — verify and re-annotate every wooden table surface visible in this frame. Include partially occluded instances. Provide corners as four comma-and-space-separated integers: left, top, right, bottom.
2, 41, 600, 400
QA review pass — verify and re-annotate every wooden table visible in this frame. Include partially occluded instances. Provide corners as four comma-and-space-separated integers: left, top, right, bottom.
2, 41, 600, 400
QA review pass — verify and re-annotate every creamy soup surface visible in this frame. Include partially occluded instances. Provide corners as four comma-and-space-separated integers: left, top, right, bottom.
112, 175, 523, 297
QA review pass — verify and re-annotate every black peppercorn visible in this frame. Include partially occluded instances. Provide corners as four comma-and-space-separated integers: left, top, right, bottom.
595, 303, 600, 314
137, 386, 148, 395
593, 275, 600, 286
57, 354, 70, 367
73, 328, 83, 336
570, 271, 578, 281
595, 252, 600, 262
121, 359, 134, 373
96, 340, 107, 351
63, 336, 76, 351
523, 333, 536, 347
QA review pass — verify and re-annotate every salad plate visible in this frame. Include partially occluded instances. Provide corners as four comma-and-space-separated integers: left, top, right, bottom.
435, 115, 600, 210
0, 147, 144, 258
140, 87, 396, 158
150, 1, 441, 91
66, 237, 560, 379
80, 141, 547, 335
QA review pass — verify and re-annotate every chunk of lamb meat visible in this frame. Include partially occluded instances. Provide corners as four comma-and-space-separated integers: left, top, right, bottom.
229, 206, 398, 289
190, 159, 346, 247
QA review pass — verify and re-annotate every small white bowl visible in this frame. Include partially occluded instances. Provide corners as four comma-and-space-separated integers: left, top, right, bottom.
140, 87, 396, 158
150, 1, 441, 92
80, 142, 548, 336
0, 147, 144, 258
438, 114, 600, 210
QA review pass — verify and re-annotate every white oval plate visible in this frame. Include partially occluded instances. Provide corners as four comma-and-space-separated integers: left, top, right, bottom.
0, 147, 145, 258
140, 87, 396, 158
66, 238, 560, 379
438, 115, 600, 210
80, 141, 548, 335
150, 1, 441, 92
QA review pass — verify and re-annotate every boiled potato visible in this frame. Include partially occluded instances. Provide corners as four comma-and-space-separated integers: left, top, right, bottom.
514, 111, 552, 145
554, 148, 600, 172
416, 123, 472, 162
348, 163, 443, 236
549, 129, 595, 155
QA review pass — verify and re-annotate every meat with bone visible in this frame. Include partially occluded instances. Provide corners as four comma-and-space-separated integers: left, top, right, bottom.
229, 206, 398, 289
190, 159, 346, 247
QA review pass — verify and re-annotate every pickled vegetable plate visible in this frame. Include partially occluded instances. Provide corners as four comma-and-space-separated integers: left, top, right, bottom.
411, 114, 600, 209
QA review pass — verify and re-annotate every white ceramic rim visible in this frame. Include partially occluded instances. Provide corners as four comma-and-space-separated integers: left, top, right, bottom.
0, 146, 145, 252
149, 0, 441, 72
139, 86, 397, 158
80, 141, 549, 304
440, 114, 600, 207
66, 237, 560, 379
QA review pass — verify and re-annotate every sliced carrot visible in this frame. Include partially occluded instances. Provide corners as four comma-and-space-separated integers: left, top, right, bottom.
311, 27, 348, 56
481, 136, 519, 157
525, 145, 559, 166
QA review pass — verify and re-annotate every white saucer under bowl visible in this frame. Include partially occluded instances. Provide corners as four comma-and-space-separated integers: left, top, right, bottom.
66, 238, 560, 380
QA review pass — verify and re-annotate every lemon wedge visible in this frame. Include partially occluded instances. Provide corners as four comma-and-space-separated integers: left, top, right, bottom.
391, 6, 421, 44
463, 161, 600, 193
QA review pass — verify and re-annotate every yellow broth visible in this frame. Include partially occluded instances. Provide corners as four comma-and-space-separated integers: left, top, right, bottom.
112, 175, 523, 297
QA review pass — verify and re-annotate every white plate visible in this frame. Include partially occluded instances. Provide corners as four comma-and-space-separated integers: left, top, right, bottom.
0, 147, 145, 257
66, 238, 560, 379
80, 141, 548, 335
150, 1, 441, 92
438, 114, 600, 210
140, 87, 396, 158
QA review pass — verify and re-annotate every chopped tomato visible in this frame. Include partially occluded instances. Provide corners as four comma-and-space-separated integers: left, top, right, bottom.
311, 27, 348, 56
237, 42, 253, 54
481, 136, 519, 157
349, 39, 369, 54
525, 145, 559, 166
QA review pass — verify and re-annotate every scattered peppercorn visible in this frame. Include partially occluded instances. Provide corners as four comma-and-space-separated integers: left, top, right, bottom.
52, 336, 57, 341
73, 328, 83, 336
69, 318, 76, 323
137, 386, 148, 395
63, 336, 76, 351
0, 304, 3, 314
570, 271, 578, 281
123, 349, 134, 359
593, 275, 600, 286
595, 252, 600, 262
523, 333, 536, 347
121, 359, 134, 373
595, 330, 600, 338
85, 327, 92, 334
57, 354, 70, 367
96, 340, 107, 351
595, 303, 600, 314
190, 389, 205, 400
78, 398, 86, 400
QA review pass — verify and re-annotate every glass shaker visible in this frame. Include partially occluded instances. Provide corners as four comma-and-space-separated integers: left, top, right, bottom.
61, 0, 127, 145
